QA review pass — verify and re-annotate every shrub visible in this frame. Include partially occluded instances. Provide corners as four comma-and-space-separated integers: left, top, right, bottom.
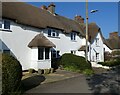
98, 59, 120, 67
28, 69, 35, 74
2, 53, 22, 95
83, 69, 94, 76
58, 53, 92, 72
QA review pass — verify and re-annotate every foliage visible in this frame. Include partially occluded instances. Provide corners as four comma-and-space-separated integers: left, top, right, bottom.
112, 50, 120, 56
58, 53, 92, 72
104, 52, 112, 61
28, 69, 35, 74
98, 58, 120, 67
82, 69, 94, 76
2, 53, 22, 95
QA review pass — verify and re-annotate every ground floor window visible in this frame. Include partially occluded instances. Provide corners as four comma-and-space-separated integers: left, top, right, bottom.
3, 50, 10, 54
38, 47, 50, 60
51, 50, 60, 58
45, 48, 50, 59
71, 50, 76, 55
38, 48, 44, 60
96, 53, 99, 61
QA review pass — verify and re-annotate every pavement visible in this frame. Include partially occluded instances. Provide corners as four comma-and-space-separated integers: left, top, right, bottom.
22, 67, 120, 94
22, 69, 92, 93
24, 74, 92, 93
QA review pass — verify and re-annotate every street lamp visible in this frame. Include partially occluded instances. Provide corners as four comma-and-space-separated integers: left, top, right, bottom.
85, 0, 98, 62
85, 0, 88, 62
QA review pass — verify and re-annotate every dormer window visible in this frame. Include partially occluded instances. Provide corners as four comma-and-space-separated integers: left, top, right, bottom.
71, 32, 76, 41
48, 29, 59, 38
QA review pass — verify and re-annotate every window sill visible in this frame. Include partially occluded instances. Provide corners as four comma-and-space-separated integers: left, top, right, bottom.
96, 45, 100, 47
48, 36, 60, 39
0, 28, 12, 32
71, 40, 77, 42
37, 59, 51, 61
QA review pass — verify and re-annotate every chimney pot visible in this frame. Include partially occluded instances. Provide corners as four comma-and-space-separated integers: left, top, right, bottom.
109, 32, 119, 39
48, 3, 55, 14
41, 5, 47, 10
74, 15, 84, 23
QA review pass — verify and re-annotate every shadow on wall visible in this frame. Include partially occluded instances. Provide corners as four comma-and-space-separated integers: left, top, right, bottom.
22, 75, 46, 92
0, 39, 18, 59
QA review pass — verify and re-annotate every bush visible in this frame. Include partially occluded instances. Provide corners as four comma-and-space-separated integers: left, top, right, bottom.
83, 69, 94, 76
58, 53, 92, 72
98, 59, 120, 67
28, 69, 35, 74
2, 53, 22, 95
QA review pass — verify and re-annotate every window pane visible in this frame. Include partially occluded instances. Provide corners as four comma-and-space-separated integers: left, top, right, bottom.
45, 48, 49, 59
71, 33, 73, 40
51, 50, 56, 58
4, 20, 10, 29
56, 31, 59, 37
0, 20, 2, 28
38, 48, 44, 60
3, 50, 10, 54
71, 51, 73, 54
74, 33, 76, 40
52, 32, 56, 37
57, 51, 60, 58
48, 29, 51, 36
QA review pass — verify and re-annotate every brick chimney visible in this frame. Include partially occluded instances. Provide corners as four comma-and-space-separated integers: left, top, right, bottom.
109, 32, 119, 39
41, 5, 47, 10
74, 15, 84, 23
48, 3, 55, 14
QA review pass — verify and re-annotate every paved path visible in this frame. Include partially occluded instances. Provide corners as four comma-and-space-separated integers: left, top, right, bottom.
25, 75, 92, 93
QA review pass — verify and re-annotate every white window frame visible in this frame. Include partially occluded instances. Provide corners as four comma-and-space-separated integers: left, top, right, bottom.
71, 50, 76, 55
51, 50, 60, 59
95, 38, 99, 46
48, 29, 59, 38
71, 32, 76, 41
0, 20, 11, 31
96, 53, 99, 61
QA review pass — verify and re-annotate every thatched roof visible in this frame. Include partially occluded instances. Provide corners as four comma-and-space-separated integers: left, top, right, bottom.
2, 2, 84, 35
78, 45, 86, 51
28, 34, 56, 48
2, 2, 64, 30
106, 36, 120, 50
55, 15, 85, 36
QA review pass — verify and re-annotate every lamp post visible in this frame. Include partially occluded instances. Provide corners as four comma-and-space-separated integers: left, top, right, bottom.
85, 0, 88, 62
85, 0, 98, 62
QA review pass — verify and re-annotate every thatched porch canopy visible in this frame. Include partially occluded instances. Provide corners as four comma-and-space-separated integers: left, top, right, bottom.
28, 34, 56, 48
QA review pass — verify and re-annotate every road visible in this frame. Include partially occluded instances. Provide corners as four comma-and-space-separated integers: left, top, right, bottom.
25, 75, 92, 93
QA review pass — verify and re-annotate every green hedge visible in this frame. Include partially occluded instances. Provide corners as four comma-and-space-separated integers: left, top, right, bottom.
2, 53, 22, 95
98, 59, 120, 67
58, 53, 92, 72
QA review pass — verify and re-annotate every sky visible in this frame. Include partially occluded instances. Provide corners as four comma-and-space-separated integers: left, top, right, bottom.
27, 2, 118, 39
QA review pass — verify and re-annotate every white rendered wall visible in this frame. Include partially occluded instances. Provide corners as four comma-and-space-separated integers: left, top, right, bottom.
0, 20, 40, 70
103, 44, 112, 53
0, 19, 85, 70
43, 29, 84, 56
88, 33, 104, 62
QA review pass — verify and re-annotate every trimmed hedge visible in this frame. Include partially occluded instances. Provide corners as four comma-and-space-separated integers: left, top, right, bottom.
98, 59, 120, 67
58, 53, 92, 72
2, 53, 22, 95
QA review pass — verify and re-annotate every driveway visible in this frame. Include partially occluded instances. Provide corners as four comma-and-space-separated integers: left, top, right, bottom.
24, 74, 92, 93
